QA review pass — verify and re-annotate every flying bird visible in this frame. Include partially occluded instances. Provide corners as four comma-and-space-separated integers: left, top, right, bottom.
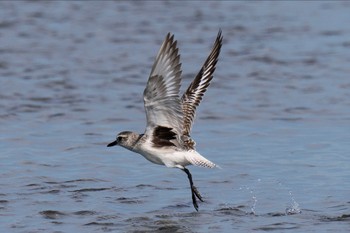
108, 30, 223, 211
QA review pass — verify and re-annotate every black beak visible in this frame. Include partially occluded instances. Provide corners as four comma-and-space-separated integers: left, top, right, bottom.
107, 140, 118, 147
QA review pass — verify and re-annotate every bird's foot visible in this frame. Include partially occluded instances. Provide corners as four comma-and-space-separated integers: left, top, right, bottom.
192, 185, 203, 202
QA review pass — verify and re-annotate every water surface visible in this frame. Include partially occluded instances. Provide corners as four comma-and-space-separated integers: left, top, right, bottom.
1, 1, 350, 232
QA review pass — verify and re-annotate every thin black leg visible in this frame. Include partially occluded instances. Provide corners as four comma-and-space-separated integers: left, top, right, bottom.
183, 168, 203, 211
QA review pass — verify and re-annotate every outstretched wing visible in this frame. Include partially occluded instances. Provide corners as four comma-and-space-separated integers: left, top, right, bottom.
181, 30, 223, 136
143, 33, 183, 140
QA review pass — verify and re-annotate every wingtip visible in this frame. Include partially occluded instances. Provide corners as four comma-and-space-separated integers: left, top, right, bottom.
163, 33, 178, 55
166, 32, 175, 43
217, 29, 223, 45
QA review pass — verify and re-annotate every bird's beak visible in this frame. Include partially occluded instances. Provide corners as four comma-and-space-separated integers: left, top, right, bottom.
107, 140, 118, 147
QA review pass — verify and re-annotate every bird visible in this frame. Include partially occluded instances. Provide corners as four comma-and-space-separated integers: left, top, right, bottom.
107, 30, 223, 211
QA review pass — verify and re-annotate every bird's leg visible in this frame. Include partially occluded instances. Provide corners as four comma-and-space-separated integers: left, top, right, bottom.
182, 168, 203, 211
183, 168, 203, 202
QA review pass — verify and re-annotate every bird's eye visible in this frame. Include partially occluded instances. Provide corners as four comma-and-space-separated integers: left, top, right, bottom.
117, 136, 124, 142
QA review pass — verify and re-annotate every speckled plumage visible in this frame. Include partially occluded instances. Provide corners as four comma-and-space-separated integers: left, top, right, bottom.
108, 31, 223, 211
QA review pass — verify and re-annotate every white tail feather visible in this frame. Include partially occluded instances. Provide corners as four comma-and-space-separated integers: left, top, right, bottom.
186, 151, 217, 168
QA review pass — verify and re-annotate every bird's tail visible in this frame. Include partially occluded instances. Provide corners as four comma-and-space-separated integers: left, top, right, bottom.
187, 151, 219, 168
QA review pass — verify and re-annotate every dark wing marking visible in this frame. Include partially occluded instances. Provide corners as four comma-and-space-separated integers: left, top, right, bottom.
181, 30, 223, 136
152, 126, 177, 148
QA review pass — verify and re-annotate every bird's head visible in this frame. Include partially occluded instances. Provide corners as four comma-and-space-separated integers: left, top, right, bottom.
107, 131, 136, 150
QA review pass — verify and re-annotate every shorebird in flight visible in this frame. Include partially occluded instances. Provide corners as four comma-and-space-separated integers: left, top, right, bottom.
108, 30, 223, 211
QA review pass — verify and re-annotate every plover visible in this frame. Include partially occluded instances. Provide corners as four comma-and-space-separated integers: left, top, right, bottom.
108, 30, 223, 211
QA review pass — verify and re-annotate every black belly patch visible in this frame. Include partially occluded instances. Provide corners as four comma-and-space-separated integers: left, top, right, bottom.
152, 126, 177, 148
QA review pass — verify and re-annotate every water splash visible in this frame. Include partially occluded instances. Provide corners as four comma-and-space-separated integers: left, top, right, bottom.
285, 191, 301, 215
238, 185, 258, 215
239, 178, 302, 215
251, 193, 258, 215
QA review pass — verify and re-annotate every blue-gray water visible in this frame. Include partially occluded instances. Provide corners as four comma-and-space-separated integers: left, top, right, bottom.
1, 1, 350, 232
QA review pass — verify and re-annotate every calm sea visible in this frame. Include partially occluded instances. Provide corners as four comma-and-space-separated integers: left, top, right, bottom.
1, 1, 349, 232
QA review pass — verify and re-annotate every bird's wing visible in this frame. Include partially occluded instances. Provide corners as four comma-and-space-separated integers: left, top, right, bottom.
181, 30, 223, 136
143, 33, 184, 142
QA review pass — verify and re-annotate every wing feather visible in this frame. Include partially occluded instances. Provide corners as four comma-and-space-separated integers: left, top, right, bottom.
143, 33, 183, 139
181, 30, 223, 136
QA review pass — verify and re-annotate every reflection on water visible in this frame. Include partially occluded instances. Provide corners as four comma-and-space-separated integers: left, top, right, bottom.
1, 1, 350, 232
